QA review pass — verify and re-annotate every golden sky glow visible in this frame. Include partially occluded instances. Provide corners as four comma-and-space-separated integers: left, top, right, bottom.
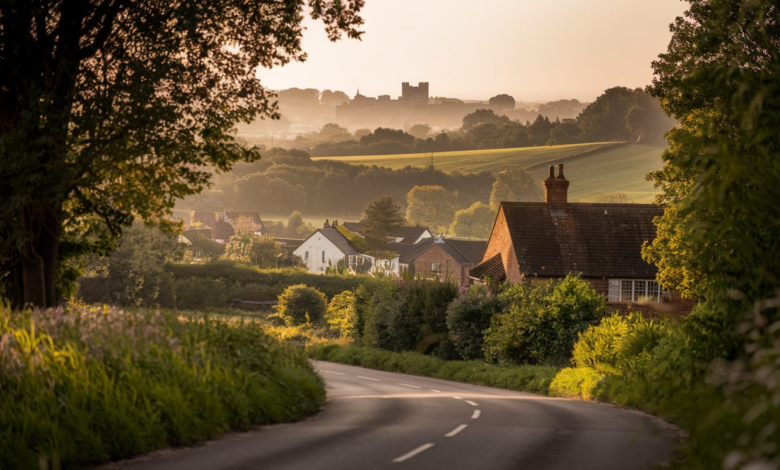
258, 0, 688, 102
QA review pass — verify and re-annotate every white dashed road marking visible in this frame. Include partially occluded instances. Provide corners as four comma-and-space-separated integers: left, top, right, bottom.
465, 400, 478, 406
319, 370, 344, 375
392, 443, 435, 463
472, 410, 481, 419
357, 376, 380, 381
397, 383, 422, 389
445, 424, 468, 437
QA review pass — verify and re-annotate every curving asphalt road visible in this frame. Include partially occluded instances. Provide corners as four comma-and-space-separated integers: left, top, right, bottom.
102, 361, 678, 470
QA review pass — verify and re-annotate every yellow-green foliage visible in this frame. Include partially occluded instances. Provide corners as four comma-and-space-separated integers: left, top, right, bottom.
549, 367, 602, 400
0, 305, 324, 469
275, 284, 328, 326
325, 290, 357, 339
335, 225, 371, 253
572, 312, 668, 376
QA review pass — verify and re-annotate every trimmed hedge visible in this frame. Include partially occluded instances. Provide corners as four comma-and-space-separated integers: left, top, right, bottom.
78, 260, 376, 310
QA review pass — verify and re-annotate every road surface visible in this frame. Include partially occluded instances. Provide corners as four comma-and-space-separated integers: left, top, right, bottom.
101, 361, 678, 470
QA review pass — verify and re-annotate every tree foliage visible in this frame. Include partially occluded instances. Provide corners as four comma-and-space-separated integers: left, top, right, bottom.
0, 0, 365, 308
406, 185, 457, 235
642, 3, 780, 466
449, 202, 495, 240
489, 168, 544, 210
359, 196, 406, 248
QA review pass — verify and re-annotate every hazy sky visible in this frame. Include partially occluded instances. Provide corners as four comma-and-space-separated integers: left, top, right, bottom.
258, 0, 688, 103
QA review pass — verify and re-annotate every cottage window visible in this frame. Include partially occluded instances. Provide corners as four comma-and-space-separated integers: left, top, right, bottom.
609, 279, 665, 302
322, 251, 326, 263
431, 262, 442, 273
304, 251, 309, 261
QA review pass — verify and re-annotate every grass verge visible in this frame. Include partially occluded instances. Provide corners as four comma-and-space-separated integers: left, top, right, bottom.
0, 306, 325, 470
309, 343, 556, 396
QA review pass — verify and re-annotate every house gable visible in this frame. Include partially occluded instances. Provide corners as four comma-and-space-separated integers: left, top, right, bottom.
293, 228, 359, 273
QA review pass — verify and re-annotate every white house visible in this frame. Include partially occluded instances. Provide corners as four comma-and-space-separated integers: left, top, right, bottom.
294, 227, 364, 273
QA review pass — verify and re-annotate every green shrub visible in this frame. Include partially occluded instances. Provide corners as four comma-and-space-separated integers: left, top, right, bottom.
275, 284, 328, 326
325, 290, 357, 338
482, 281, 554, 365
572, 312, 669, 377
550, 367, 601, 400
482, 275, 606, 366
354, 278, 457, 353
446, 284, 503, 359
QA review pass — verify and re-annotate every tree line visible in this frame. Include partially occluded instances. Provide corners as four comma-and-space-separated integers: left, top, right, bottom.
297, 87, 674, 157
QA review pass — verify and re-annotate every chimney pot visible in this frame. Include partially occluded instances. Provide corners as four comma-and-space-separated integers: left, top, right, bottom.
544, 163, 570, 212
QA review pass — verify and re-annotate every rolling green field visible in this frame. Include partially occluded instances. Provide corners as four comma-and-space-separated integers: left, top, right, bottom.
313, 142, 666, 203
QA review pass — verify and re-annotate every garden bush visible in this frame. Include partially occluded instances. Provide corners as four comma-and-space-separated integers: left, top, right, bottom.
0, 306, 324, 469
549, 367, 601, 400
275, 284, 328, 326
354, 278, 457, 353
325, 290, 358, 339
572, 312, 669, 377
483, 275, 607, 366
446, 284, 503, 360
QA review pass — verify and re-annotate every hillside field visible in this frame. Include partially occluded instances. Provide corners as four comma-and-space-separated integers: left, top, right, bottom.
313, 142, 665, 203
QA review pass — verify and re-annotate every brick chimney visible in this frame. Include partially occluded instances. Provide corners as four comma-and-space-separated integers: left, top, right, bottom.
544, 164, 570, 212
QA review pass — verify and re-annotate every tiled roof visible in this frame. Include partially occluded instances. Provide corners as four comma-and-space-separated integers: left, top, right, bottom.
398, 238, 436, 264
501, 202, 663, 278
317, 228, 361, 256
390, 226, 430, 244
443, 239, 488, 265
469, 253, 506, 283
387, 242, 417, 255
398, 237, 487, 266
341, 222, 363, 234
224, 212, 265, 229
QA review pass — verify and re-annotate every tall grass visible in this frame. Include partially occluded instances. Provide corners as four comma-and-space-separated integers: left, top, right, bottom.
0, 305, 324, 470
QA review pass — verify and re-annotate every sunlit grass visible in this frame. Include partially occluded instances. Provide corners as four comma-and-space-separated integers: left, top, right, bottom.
314, 142, 666, 203
0, 305, 325, 469
312, 141, 621, 173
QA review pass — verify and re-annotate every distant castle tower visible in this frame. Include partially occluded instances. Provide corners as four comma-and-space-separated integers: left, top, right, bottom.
401, 82, 429, 106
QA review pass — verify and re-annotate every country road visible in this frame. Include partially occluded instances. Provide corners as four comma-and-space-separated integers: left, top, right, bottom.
101, 361, 678, 470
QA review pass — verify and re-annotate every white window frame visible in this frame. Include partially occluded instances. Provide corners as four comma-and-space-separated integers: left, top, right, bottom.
431, 262, 442, 273
608, 279, 665, 302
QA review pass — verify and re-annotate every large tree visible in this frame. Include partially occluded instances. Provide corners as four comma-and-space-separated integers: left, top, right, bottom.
359, 196, 406, 248
642, 2, 780, 466
0, 0, 364, 308
406, 185, 457, 235
489, 167, 543, 210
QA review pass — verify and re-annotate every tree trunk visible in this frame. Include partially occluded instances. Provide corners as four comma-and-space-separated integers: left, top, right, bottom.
17, 205, 61, 309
